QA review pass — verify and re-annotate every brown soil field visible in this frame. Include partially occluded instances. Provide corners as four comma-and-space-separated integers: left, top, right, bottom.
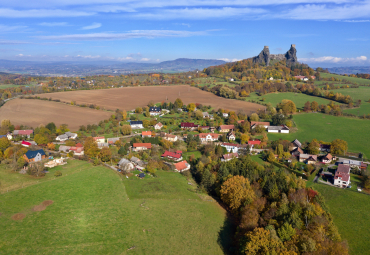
37, 85, 265, 113
0, 99, 111, 131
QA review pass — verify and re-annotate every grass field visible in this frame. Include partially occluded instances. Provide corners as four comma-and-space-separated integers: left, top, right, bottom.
344, 103, 370, 116
331, 87, 370, 102
268, 113, 370, 158
307, 182, 370, 255
246, 92, 339, 109
0, 160, 232, 254
320, 73, 370, 85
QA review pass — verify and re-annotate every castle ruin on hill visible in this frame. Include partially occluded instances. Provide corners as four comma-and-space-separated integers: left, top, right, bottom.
252, 44, 297, 66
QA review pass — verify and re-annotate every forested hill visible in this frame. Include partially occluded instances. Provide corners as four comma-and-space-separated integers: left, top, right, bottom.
204, 58, 315, 81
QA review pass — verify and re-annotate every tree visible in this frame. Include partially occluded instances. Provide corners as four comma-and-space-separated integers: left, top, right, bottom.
239, 120, 250, 133
135, 107, 143, 113
267, 151, 276, 162
45, 122, 56, 133
331, 139, 348, 154
250, 113, 259, 121
195, 110, 203, 120
0, 137, 11, 151
304, 101, 311, 112
241, 134, 250, 144
271, 114, 286, 126
187, 103, 196, 112
276, 144, 284, 158
278, 100, 296, 115
307, 139, 320, 155
244, 228, 284, 255
220, 175, 255, 213
122, 110, 127, 121
17, 156, 26, 170
121, 125, 132, 135
84, 137, 99, 157
143, 120, 150, 128
34, 134, 49, 145
59, 124, 69, 133
311, 101, 319, 112
277, 222, 296, 242
47, 143, 56, 151
174, 98, 183, 109
98, 147, 112, 162
1, 119, 11, 128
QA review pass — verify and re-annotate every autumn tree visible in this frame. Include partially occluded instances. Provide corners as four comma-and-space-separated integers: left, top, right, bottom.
331, 139, 348, 154
311, 101, 319, 112
135, 107, 143, 113
122, 110, 127, 121
84, 137, 99, 157
121, 125, 132, 135
278, 100, 296, 115
241, 134, 250, 144
174, 98, 183, 109
34, 134, 49, 145
244, 228, 285, 255
47, 143, 56, 151
0, 137, 11, 151
250, 113, 259, 121
277, 222, 296, 242
304, 101, 311, 112
220, 175, 255, 213
98, 147, 112, 162
187, 103, 196, 112
307, 138, 320, 155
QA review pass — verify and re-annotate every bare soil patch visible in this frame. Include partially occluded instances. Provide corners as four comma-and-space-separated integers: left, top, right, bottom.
37, 85, 265, 113
33, 200, 54, 211
12, 213, 25, 220
0, 99, 111, 131
42, 200, 54, 206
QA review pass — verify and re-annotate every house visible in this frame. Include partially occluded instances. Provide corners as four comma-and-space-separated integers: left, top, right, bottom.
161, 151, 183, 161
341, 159, 365, 169
142, 131, 152, 138
117, 158, 134, 172
291, 147, 304, 157
319, 144, 331, 152
93, 137, 105, 143
163, 133, 178, 142
130, 121, 144, 129
174, 160, 190, 172
69, 146, 84, 156
291, 139, 302, 150
59, 145, 71, 153
334, 164, 351, 188
222, 113, 229, 118
203, 112, 210, 118
322, 153, 334, 164
218, 125, 235, 133
23, 149, 46, 163
267, 125, 290, 133
299, 154, 317, 164
221, 143, 240, 153
107, 137, 120, 145
21, 140, 37, 147
13, 130, 33, 138
138, 173, 145, 178
45, 157, 67, 168
294, 76, 316, 81
149, 107, 161, 116
195, 133, 221, 143
6, 132, 12, 140
251, 122, 270, 129
199, 126, 210, 131
181, 122, 199, 130
130, 156, 146, 170
132, 143, 152, 152
248, 140, 261, 148
154, 122, 163, 130
221, 153, 238, 162
56, 134, 69, 142
227, 131, 236, 141
209, 127, 216, 133
268, 77, 274, 80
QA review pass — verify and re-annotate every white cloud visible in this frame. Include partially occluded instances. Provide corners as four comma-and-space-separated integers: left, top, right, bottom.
0, 39, 28, 44
140, 58, 150, 61
0, 8, 93, 18
341, 19, 370, 22
218, 58, 241, 62
36, 30, 209, 41
82, 22, 102, 30
39, 22, 69, 26
76, 54, 101, 59
299, 56, 368, 63
0, 24, 27, 32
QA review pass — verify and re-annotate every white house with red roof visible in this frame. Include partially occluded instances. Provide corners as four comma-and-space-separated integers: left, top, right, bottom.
132, 143, 152, 152
195, 133, 221, 143
154, 122, 163, 130
142, 131, 152, 138
334, 164, 351, 188
248, 139, 261, 148
180, 122, 199, 130
221, 142, 241, 153
221, 153, 239, 162
161, 151, 183, 161
174, 160, 190, 172
93, 137, 105, 143
13, 130, 33, 138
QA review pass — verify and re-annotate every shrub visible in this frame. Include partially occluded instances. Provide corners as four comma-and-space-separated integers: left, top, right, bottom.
54, 170, 62, 177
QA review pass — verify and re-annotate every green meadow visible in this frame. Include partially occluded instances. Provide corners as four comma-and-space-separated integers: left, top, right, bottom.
332, 87, 370, 102
307, 182, 370, 255
0, 160, 232, 254
268, 113, 370, 158
344, 103, 370, 116
246, 92, 339, 109
320, 72, 370, 85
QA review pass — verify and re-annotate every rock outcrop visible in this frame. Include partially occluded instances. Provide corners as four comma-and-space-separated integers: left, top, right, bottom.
252, 44, 297, 66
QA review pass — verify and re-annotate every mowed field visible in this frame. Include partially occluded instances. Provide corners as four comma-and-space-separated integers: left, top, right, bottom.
37, 85, 265, 113
0, 160, 232, 254
268, 113, 370, 158
0, 99, 111, 130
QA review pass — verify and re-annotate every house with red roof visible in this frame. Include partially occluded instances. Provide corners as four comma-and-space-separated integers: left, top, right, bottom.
248, 139, 261, 148
221, 153, 238, 162
334, 164, 351, 188
69, 146, 84, 156
180, 122, 199, 130
154, 122, 163, 130
132, 143, 152, 152
174, 160, 190, 172
21, 140, 37, 147
195, 133, 221, 143
93, 137, 105, 143
161, 151, 183, 161
13, 130, 33, 138
142, 131, 152, 138
218, 125, 234, 133
322, 153, 334, 164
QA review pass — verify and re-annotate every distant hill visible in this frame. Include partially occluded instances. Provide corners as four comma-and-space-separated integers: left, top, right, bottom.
326, 66, 370, 75
0, 58, 226, 76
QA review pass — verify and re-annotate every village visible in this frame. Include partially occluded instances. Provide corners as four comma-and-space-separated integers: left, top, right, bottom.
1, 99, 366, 191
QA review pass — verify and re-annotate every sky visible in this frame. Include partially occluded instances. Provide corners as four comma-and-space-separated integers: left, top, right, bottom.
0, 0, 370, 67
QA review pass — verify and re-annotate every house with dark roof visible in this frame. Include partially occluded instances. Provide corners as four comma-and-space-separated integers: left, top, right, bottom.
319, 144, 331, 152
291, 139, 302, 149
180, 122, 199, 130
291, 147, 304, 157
23, 149, 46, 163
334, 164, 351, 188
130, 121, 144, 129
149, 107, 161, 116
299, 154, 317, 164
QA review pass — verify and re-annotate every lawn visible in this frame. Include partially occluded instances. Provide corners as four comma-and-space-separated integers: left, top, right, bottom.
182, 150, 202, 161
344, 103, 370, 116
268, 113, 370, 158
307, 182, 370, 255
0, 160, 232, 254
246, 92, 339, 109
320, 72, 370, 85
332, 87, 370, 102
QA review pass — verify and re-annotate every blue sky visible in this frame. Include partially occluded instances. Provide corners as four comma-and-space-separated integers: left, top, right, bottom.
0, 0, 370, 67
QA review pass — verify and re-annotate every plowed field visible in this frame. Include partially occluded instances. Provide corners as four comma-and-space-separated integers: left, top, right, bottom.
0, 99, 111, 130
37, 85, 265, 113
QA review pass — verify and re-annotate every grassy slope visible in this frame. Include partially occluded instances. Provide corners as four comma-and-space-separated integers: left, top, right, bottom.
246, 92, 339, 109
0, 161, 231, 254
344, 103, 370, 116
332, 87, 370, 102
320, 72, 370, 85
307, 183, 370, 255
268, 113, 370, 158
